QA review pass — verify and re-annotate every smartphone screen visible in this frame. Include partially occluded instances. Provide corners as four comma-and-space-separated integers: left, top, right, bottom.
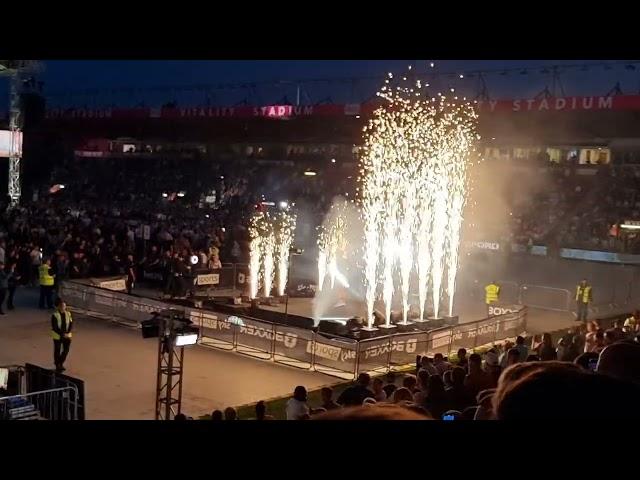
588, 358, 598, 371
442, 414, 455, 421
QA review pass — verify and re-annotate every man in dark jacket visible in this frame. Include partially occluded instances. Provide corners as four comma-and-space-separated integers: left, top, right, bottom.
337, 373, 375, 406
0, 262, 8, 314
6, 263, 20, 310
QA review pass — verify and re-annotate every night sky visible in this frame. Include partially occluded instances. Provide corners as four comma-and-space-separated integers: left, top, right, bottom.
2, 59, 640, 107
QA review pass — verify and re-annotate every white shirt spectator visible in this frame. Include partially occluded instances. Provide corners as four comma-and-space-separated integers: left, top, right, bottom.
285, 398, 309, 420
0, 245, 5, 264
30, 248, 42, 266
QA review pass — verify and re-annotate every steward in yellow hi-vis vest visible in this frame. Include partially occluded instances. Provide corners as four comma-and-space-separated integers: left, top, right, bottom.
485, 282, 500, 304
576, 279, 593, 323
485, 281, 501, 316
51, 298, 73, 372
39, 258, 55, 310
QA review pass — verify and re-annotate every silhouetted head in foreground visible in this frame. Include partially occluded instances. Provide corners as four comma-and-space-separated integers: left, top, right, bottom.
494, 361, 640, 420
313, 404, 431, 420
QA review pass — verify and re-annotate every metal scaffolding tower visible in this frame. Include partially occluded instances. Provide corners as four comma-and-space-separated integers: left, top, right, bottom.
1, 60, 42, 207
154, 310, 186, 420
8, 74, 22, 206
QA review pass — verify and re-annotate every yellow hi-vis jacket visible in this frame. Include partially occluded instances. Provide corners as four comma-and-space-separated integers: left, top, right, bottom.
485, 283, 500, 304
39, 265, 54, 286
51, 310, 73, 340
576, 285, 592, 304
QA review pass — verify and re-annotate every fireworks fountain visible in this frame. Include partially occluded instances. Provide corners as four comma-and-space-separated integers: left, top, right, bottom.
275, 211, 297, 296
249, 210, 297, 299
317, 199, 350, 292
358, 68, 479, 328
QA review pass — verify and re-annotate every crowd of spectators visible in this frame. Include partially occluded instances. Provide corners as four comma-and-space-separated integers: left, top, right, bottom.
0, 153, 354, 302
477, 161, 640, 254
194, 316, 640, 420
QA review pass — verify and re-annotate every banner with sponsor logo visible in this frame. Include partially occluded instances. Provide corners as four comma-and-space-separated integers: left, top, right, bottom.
426, 327, 453, 356
388, 332, 429, 367
188, 308, 235, 348
272, 324, 314, 366
97, 278, 127, 292
357, 336, 393, 374
195, 273, 220, 286
310, 334, 358, 376
235, 317, 278, 356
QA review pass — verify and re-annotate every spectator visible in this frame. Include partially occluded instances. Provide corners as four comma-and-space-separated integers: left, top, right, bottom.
456, 348, 468, 369
210, 410, 223, 421
224, 407, 238, 420
603, 330, 618, 347
596, 341, 640, 383
174, 413, 187, 421
6, 263, 20, 310
514, 335, 529, 362
474, 389, 496, 420
609, 320, 626, 341
624, 310, 639, 334
286, 386, 310, 420
391, 387, 414, 404
584, 321, 600, 352
574, 351, 599, 371
418, 355, 438, 376
413, 370, 430, 405
0, 262, 8, 315
506, 348, 521, 367
484, 350, 501, 388
499, 341, 514, 368
337, 373, 375, 407
319, 387, 341, 411
593, 329, 606, 354
446, 366, 474, 412
464, 353, 491, 399
314, 404, 429, 420
371, 378, 387, 402
536, 333, 557, 361
402, 374, 418, 394
422, 374, 449, 420
255, 400, 274, 420
382, 383, 397, 400
433, 353, 452, 375
493, 361, 640, 419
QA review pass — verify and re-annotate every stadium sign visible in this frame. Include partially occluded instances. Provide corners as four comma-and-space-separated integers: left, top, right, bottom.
476, 95, 617, 113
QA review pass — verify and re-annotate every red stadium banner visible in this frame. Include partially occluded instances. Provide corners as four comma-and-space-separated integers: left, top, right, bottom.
38, 95, 640, 121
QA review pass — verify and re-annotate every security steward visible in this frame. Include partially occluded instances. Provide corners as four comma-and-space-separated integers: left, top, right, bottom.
51, 298, 73, 372
576, 279, 593, 322
38, 258, 56, 309
485, 281, 501, 316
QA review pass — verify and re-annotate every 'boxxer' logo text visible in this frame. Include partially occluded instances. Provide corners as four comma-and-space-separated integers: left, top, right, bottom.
239, 325, 298, 348
488, 305, 519, 316
362, 338, 418, 359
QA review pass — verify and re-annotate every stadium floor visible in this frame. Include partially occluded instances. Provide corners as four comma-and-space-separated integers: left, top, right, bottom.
0, 289, 338, 420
